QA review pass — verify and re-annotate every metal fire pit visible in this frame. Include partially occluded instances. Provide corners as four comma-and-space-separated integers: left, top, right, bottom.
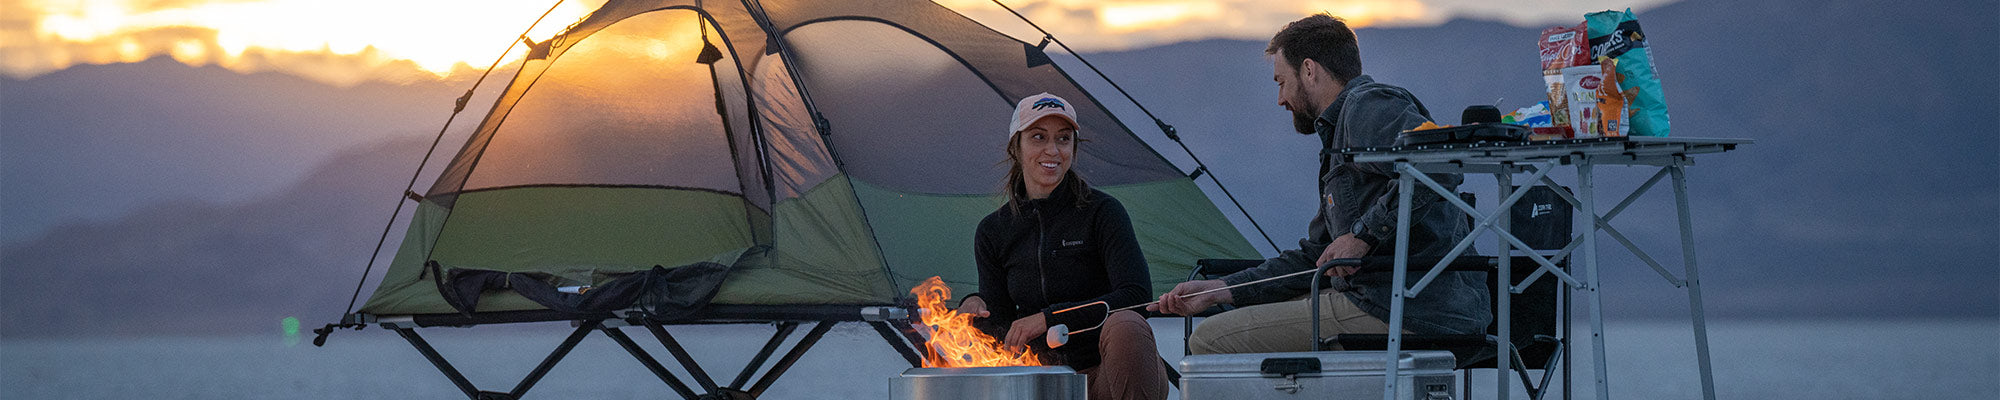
890, 366, 1086, 400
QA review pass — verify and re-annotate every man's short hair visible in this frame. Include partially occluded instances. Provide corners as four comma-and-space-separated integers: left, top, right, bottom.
1266, 13, 1362, 84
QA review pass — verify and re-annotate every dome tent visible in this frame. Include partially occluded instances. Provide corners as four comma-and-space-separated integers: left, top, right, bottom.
324, 0, 1260, 398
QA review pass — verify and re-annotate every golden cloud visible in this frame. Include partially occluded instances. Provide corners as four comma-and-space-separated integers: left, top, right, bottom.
4, 0, 597, 86
3, 0, 1670, 87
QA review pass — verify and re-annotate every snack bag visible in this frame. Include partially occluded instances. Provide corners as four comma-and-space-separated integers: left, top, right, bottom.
1588, 9, 1669, 136
1538, 23, 1589, 137
1504, 101, 1566, 141
1596, 57, 1629, 137
1502, 101, 1554, 128
1561, 66, 1604, 138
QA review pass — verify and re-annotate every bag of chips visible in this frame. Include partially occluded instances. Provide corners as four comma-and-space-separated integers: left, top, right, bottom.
1538, 23, 1590, 138
1587, 9, 1669, 137
1561, 66, 1606, 138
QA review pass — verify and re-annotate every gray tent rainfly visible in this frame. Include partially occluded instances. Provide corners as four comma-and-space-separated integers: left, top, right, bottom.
316, 0, 1263, 398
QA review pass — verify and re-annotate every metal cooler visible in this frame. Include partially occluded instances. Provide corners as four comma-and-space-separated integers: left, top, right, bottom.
1179, 351, 1457, 399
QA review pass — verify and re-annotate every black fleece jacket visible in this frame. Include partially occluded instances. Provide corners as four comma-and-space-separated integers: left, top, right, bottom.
970, 177, 1152, 370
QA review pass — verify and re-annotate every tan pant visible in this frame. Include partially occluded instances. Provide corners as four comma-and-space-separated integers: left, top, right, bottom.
1188, 290, 1399, 354
1075, 310, 1168, 400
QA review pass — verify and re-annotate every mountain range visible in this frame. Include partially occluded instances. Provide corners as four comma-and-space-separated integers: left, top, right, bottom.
0, 0, 1992, 337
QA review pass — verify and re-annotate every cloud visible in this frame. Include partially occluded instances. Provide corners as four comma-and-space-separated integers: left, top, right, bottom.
3, 0, 598, 86
934, 0, 1681, 52
1, 0, 1680, 86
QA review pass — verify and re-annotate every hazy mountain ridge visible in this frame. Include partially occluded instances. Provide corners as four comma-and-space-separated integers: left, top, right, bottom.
1081, 0, 1996, 319
1, 137, 431, 337
0, 56, 469, 243
0, 0, 1992, 337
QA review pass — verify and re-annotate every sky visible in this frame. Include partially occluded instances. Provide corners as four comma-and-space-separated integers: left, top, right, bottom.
1, 0, 1675, 87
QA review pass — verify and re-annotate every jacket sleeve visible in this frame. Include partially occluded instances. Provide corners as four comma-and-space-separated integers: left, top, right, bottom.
1042, 197, 1154, 330
1217, 238, 1325, 306
1344, 88, 1451, 248
973, 216, 1019, 332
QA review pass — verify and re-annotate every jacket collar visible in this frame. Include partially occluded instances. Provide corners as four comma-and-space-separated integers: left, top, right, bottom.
1022, 175, 1081, 212
1313, 74, 1375, 142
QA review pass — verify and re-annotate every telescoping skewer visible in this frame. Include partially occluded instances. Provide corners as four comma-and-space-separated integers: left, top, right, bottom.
1044, 264, 1340, 348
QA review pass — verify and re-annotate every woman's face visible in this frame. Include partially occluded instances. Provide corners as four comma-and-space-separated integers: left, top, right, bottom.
1016, 115, 1077, 199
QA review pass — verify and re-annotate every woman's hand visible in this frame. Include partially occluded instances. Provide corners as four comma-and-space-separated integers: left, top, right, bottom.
1002, 312, 1048, 350
955, 295, 991, 318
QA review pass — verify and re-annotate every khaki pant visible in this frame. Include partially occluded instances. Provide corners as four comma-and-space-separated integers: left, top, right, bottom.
1075, 310, 1168, 400
1188, 290, 1400, 355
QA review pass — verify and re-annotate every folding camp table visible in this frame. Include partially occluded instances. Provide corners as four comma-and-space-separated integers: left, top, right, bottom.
1336, 136, 1751, 400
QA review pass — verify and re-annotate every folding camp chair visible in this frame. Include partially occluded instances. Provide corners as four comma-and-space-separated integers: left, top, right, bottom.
1179, 189, 1574, 400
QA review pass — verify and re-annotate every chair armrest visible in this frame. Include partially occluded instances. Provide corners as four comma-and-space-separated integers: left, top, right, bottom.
1349, 256, 1567, 279
1192, 259, 1263, 280
1350, 256, 1496, 274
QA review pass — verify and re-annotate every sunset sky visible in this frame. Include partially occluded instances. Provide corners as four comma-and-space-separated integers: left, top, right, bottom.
1, 0, 1674, 86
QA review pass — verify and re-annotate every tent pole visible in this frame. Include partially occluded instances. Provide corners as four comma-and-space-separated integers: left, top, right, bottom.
329, 0, 571, 334
738, 0, 904, 294
987, 0, 1281, 253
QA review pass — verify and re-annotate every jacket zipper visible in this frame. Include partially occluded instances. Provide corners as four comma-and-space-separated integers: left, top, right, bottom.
1035, 208, 1049, 309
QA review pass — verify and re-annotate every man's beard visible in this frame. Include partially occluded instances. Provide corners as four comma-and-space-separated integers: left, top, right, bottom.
1291, 108, 1316, 134
1288, 85, 1317, 135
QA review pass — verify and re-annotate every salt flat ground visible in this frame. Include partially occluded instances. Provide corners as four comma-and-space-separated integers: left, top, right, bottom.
3, 318, 1994, 399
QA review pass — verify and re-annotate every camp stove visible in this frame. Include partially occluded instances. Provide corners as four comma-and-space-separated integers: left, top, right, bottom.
889, 366, 1085, 400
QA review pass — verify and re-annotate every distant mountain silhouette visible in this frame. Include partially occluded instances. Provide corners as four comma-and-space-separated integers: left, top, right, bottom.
0, 0, 1991, 337
0, 56, 470, 243
1084, 0, 1996, 319
1, 137, 430, 337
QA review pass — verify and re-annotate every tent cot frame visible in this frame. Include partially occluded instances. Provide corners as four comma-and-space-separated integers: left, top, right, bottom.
359, 305, 928, 400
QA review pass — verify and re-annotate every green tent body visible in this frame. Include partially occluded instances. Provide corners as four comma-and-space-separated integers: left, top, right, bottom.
357, 0, 1258, 317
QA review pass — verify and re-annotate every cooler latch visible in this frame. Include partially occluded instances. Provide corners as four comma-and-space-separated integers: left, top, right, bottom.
1260, 357, 1322, 394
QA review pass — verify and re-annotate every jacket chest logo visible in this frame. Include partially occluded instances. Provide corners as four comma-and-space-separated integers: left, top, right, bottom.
1059, 240, 1085, 247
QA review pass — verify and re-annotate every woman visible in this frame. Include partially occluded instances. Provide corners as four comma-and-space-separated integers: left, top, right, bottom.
954, 93, 1168, 400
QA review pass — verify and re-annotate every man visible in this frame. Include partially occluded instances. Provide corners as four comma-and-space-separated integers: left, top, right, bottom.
1149, 14, 1490, 354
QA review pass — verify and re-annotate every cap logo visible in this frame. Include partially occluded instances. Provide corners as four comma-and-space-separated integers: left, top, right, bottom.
1031, 98, 1066, 111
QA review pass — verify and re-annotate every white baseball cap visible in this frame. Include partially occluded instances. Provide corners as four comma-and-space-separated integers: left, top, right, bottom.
1008, 92, 1079, 136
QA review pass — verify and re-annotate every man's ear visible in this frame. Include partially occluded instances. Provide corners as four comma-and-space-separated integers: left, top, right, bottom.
1299, 58, 1322, 84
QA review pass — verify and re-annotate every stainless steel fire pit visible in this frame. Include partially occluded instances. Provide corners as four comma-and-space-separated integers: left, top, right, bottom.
890, 366, 1086, 400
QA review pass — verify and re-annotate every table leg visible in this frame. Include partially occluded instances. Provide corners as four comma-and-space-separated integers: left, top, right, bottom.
1496, 172, 1514, 399
1671, 166, 1719, 400
1579, 159, 1610, 399
1383, 163, 1415, 400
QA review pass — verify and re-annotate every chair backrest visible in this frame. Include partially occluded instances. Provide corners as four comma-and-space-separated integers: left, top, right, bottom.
1470, 186, 1571, 369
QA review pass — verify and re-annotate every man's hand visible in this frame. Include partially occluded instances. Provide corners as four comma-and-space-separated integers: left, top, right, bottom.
955, 295, 991, 318
1146, 279, 1232, 316
1002, 312, 1047, 350
1317, 233, 1372, 277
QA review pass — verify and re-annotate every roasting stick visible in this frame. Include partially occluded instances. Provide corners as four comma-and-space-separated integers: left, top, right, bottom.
1044, 267, 1330, 348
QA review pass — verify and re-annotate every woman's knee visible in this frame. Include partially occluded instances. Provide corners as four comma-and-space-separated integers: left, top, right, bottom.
1097, 311, 1157, 347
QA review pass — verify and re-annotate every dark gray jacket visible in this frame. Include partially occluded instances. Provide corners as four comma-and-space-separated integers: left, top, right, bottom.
1220, 75, 1491, 335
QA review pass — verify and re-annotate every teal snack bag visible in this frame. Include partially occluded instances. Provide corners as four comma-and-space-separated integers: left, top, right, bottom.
1587, 9, 1669, 137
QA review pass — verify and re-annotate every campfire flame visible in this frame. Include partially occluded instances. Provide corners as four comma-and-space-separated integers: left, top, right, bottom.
911, 276, 1042, 368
